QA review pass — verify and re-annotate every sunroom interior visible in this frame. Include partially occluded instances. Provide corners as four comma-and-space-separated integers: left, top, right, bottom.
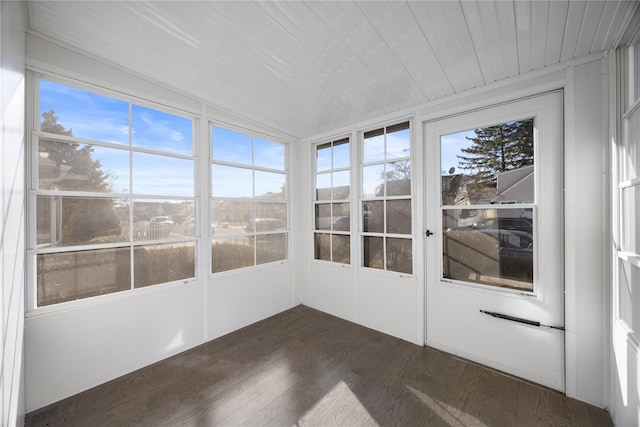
2, 1, 640, 426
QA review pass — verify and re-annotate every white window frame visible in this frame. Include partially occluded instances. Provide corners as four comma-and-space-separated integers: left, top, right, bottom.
209, 123, 289, 274
26, 72, 200, 311
359, 120, 414, 274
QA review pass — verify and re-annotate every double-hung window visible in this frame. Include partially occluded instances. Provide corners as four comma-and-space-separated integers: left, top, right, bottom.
30, 77, 197, 308
314, 137, 351, 264
361, 122, 413, 274
211, 125, 288, 273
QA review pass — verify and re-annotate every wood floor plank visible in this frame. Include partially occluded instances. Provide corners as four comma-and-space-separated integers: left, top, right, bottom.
26, 305, 613, 427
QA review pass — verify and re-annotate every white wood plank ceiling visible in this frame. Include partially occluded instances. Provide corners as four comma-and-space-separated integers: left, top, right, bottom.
27, 1, 639, 139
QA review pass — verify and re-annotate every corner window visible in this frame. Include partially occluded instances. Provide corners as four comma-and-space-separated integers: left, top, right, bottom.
31, 77, 197, 308
314, 138, 351, 264
211, 126, 288, 273
361, 122, 413, 274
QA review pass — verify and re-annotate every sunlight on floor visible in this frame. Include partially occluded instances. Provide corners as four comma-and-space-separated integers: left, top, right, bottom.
406, 384, 487, 427
297, 381, 379, 426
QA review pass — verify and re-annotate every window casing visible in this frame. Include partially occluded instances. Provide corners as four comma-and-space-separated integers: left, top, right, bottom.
314, 137, 351, 264
615, 39, 640, 337
360, 122, 413, 274
30, 76, 197, 308
210, 125, 288, 273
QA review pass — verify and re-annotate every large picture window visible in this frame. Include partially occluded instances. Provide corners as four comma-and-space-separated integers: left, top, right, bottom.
314, 137, 350, 264
361, 122, 412, 274
211, 126, 288, 273
31, 77, 197, 307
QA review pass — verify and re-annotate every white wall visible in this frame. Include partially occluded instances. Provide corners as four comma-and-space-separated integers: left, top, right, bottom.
24, 34, 295, 412
1, 2, 27, 426
301, 56, 611, 407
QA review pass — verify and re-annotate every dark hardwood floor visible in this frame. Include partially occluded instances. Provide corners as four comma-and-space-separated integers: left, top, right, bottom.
26, 305, 612, 427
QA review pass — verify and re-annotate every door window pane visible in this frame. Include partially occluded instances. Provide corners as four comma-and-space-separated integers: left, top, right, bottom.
37, 248, 131, 306
442, 208, 534, 291
441, 119, 534, 205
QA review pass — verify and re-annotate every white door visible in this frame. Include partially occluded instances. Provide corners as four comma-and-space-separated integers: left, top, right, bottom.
424, 91, 565, 391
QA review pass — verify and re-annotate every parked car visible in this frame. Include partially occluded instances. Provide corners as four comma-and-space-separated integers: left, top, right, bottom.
149, 216, 173, 228
472, 217, 533, 234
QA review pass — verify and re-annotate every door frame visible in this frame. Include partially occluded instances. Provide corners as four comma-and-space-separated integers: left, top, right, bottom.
422, 90, 566, 391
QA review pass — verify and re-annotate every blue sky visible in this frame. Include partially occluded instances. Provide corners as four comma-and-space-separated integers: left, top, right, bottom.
440, 129, 476, 176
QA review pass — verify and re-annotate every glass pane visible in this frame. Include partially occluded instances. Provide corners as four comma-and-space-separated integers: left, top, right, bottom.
255, 171, 285, 199
332, 234, 350, 265
387, 199, 411, 235
132, 152, 193, 196
134, 242, 195, 288
316, 142, 331, 172
37, 248, 131, 307
443, 209, 534, 291
634, 41, 640, 103
256, 233, 287, 265
132, 105, 192, 156
332, 170, 350, 200
315, 203, 331, 231
332, 202, 350, 232
133, 199, 195, 241
441, 119, 534, 205
333, 139, 350, 169
254, 138, 285, 170
386, 122, 410, 160
254, 203, 287, 232
212, 164, 253, 198
363, 236, 384, 270
212, 237, 255, 273
362, 164, 384, 198
386, 160, 411, 196
211, 126, 252, 165
212, 200, 252, 236
363, 200, 384, 233
40, 79, 129, 144
314, 233, 330, 261
38, 139, 130, 193
363, 128, 385, 163
619, 260, 640, 331
624, 108, 640, 181
387, 237, 412, 274
316, 172, 331, 200
621, 186, 640, 254
36, 196, 129, 247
